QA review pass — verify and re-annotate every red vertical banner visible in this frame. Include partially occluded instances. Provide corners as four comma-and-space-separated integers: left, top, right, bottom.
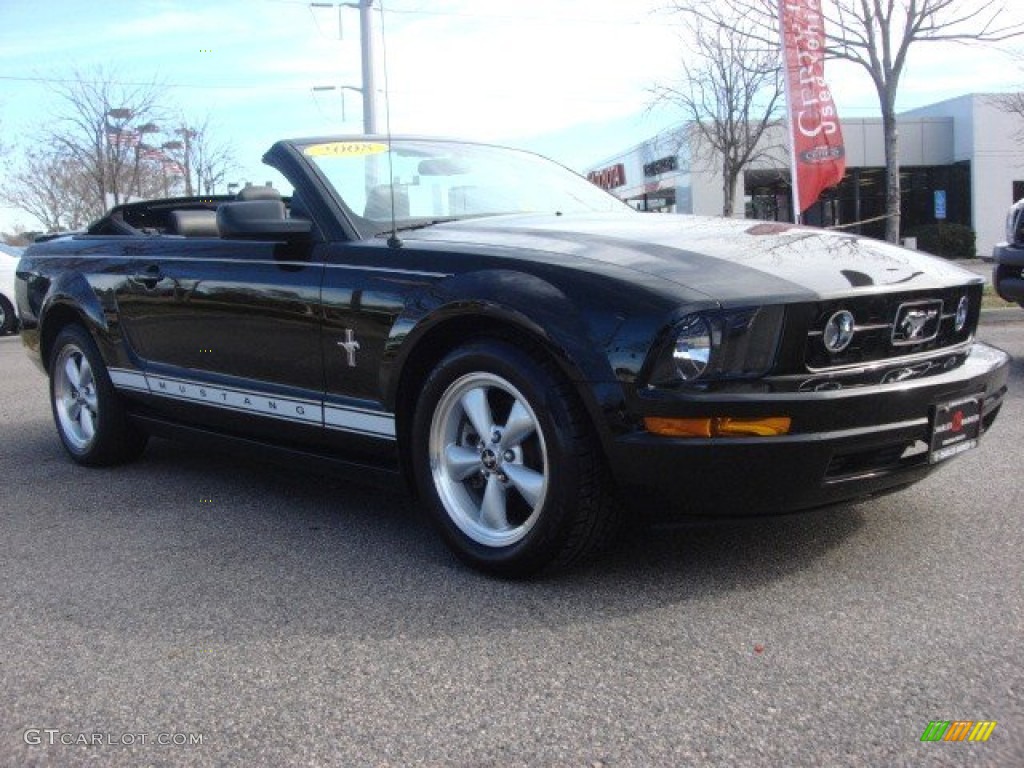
778, 0, 846, 217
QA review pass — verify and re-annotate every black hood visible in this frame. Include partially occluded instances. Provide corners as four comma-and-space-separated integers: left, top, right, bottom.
403, 213, 980, 305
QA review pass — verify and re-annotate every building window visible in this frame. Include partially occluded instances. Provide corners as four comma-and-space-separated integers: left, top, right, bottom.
743, 163, 971, 239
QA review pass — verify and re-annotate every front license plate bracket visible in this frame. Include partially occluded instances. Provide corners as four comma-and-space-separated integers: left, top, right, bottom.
929, 396, 982, 464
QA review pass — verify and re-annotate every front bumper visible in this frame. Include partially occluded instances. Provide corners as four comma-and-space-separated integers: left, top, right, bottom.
992, 243, 1024, 304
609, 341, 1010, 520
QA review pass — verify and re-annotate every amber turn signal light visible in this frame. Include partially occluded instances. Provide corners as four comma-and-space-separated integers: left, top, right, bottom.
643, 416, 792, 438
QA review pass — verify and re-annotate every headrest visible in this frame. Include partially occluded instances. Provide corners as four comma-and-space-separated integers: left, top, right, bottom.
236, 185, 281, 201
168, 210, 219, 238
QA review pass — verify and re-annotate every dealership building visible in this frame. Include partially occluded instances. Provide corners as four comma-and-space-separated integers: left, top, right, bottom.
584, 94, 1022, 256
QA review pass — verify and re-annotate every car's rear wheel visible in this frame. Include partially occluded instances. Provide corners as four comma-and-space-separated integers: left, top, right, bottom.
49, 324, 148, 466
411, 339, 617, 577
0, 295, 15, 335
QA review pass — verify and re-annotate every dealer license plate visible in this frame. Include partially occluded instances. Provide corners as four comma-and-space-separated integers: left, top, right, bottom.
929, 396, 982, 464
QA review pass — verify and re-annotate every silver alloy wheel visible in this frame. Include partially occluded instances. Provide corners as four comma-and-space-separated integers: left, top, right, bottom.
429, 371, 549, 548
53, 344, 99, 452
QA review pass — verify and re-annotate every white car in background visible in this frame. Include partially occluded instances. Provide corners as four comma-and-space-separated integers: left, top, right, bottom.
0, 243, 23, 335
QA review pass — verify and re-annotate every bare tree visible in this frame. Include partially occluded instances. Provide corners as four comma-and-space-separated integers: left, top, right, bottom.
43, 66, 168, 211
992, 90, 1024, 144
993, 91, 1024, 115
667, 0, 1024, 241
1, 147, 97, 231
1, 226, 41, 246
192, 128, 238, 196
653, 1, 783, 216
2, 138, 175, 232
160, 115, 238, 196
3, 69, 240, 230
824, 1, 1024, 241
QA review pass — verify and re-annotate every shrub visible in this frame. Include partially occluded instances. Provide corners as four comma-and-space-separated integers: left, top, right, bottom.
906, 222, 977, 259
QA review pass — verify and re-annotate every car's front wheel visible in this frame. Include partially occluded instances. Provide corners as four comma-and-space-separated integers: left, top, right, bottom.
411, 339, 617, 577
49, 324, 148, 466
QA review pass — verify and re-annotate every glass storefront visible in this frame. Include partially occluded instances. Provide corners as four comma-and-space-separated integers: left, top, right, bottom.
744, 163, 972, 238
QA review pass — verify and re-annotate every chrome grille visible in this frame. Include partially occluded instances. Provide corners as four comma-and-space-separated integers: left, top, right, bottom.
804, 286, 980, 371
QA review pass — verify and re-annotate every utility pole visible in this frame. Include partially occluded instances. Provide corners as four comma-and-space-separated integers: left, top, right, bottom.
311, 1, 377, 134
358, 0, 377, 134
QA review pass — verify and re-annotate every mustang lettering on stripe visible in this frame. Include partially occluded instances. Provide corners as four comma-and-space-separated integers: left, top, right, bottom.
107, 368, 395, 438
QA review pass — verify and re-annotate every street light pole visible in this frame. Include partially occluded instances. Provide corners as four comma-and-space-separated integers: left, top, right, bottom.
106, 107, 134, 207
177, 127, 195, 196
312, 85, 364, 122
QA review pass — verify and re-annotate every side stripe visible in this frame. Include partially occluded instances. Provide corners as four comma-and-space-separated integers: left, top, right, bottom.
108, 367, 395, 439
108, 369, 149, 393
325, 404, 396, 438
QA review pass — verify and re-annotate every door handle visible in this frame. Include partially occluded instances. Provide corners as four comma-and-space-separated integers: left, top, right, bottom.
131, 264, 163, 289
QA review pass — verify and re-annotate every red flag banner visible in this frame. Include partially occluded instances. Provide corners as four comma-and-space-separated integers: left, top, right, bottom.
778, 0, 846, 216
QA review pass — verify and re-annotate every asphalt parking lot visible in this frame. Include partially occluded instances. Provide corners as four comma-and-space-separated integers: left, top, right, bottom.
1, 318, 1022, 768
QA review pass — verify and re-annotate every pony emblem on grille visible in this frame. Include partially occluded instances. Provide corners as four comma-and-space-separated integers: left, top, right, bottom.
892, 301, 942, 345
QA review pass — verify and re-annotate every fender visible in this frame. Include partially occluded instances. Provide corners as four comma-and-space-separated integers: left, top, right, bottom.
381, 268, 654, 455
385, 268, 619, 395
36, 270, 113, 368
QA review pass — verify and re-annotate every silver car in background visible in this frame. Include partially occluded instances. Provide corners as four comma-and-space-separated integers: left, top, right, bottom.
0, 243, 23, 335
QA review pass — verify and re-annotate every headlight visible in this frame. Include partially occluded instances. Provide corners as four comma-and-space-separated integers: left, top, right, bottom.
671, 315, 711, 380
648, 306, 784, 387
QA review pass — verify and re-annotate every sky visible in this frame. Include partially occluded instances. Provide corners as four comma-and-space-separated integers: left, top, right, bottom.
2, 0, 1024, 232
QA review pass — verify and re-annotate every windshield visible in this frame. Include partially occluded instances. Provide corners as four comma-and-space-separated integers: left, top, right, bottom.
298, 138, 631, 234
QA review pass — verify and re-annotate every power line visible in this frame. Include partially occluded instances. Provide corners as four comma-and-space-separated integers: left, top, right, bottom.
0, 74, 940, 113
0, 74, 663, 105
262, 0, 684, 27
0, 74, 310, 91
378, 6, 686, 27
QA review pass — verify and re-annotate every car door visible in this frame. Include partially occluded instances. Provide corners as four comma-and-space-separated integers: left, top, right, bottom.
115, 236, 326, 446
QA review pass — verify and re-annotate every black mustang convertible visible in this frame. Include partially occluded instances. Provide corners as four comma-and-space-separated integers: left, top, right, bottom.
16, 137, 1010, 576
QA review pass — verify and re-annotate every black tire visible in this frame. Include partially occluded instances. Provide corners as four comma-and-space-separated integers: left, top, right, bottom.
48, 324, 148, 466
0, 294, 15, 335
411, 339, 618, 577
